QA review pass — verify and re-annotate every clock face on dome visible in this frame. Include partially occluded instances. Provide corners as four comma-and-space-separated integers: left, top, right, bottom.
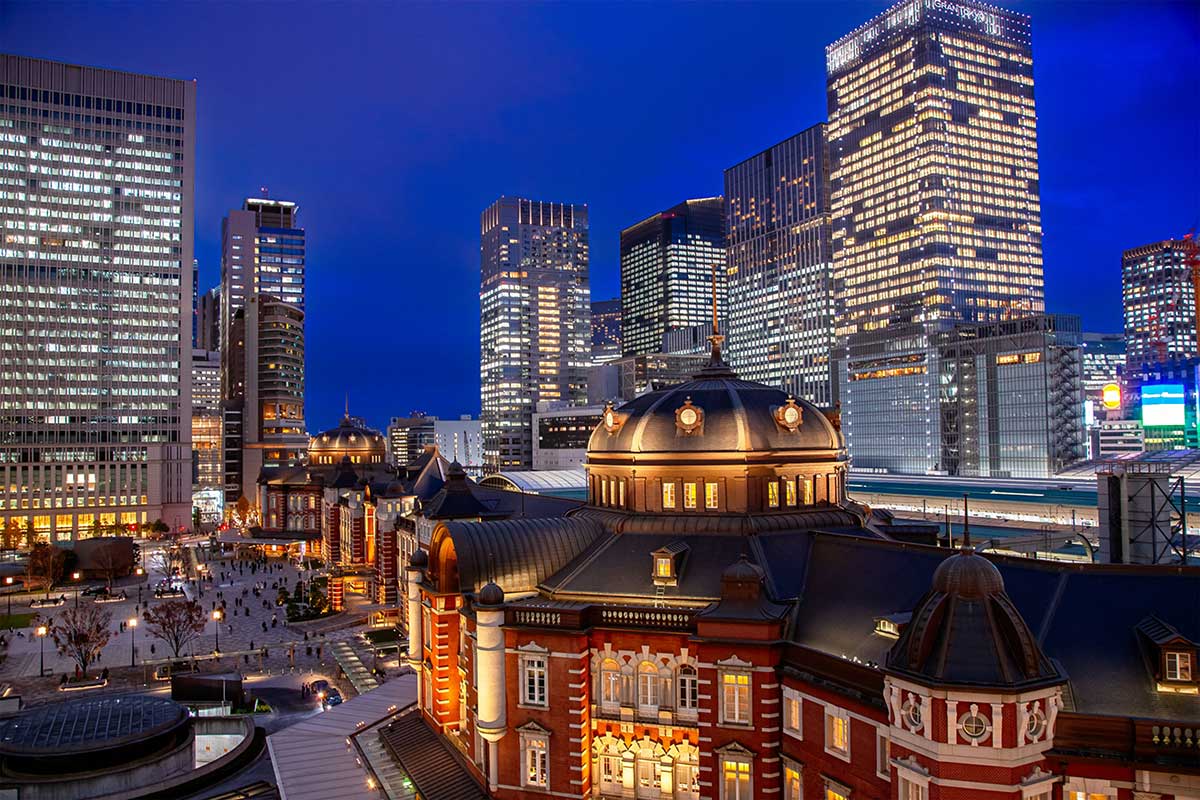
603, 408, 618, 433
775, 399, 803, 432
675, 400, 703, 434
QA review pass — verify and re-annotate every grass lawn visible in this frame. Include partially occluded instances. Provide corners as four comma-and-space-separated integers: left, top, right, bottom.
0, 612, 35, 629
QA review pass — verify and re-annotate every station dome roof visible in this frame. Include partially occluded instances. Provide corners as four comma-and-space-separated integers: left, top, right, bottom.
309, 414, 387, 461
587, 348, 843, 459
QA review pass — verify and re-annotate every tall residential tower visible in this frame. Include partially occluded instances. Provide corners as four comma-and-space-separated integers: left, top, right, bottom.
0, 55, 195, 540
620, 198, 725, 358
480, 197, 591, 471
725, 126, 836, 404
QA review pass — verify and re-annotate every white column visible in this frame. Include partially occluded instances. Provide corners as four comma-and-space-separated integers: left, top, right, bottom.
476, 603, 507, 745
406, 563, 424, 702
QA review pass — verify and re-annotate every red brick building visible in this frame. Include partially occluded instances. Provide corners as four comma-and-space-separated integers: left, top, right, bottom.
395, 349, 1199, 800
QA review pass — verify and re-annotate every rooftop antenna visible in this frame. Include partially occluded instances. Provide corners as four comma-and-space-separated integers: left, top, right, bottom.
961, 493, 971, 550
708, 255, 725, 365
260, 186, 269, 199
344, 393, 349, 420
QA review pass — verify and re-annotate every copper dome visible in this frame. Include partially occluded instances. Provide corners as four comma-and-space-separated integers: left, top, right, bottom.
309, 416, 387, 464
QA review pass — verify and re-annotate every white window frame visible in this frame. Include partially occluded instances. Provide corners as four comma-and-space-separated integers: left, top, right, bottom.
875, 728, 890, 780
662, 482, 676, 509
521, 731, 549, 788
767, 480, 780, 508
677, 664, 698, 713
719, 670, 752, 726
719, 755, 752, 800
637, 661, 659, 713
599, 658, 621, 709
704, 481, 719, 509
783, 757, 802, 800
824, 706, 851, 762
899, 776, 927, 800
598, 753, 621, 794
675, 759, 700, 800
520, 653, 548, 708
683, 482, 698, 510
1166, 650, 1193, 681
783, 687, 802, 739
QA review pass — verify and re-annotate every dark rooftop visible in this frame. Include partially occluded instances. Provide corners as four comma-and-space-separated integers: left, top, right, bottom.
0, 695, 187, 756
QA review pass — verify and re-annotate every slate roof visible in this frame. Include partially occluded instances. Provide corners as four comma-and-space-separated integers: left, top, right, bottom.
438, 516, 607, 594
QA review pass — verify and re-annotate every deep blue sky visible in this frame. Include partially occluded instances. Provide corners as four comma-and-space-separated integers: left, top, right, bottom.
4, 1, 1197, 432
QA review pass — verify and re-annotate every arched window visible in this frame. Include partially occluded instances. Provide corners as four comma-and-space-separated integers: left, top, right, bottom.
637, 661, 659, 711
675, 746, 700, 800
600, 658, 621, 708
677, 664, 698, 712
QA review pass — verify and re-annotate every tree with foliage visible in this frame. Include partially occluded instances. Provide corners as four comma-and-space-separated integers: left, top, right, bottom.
24, 518, 36, 549
0, 519, 22, 552
49, 603, 113, 677
142, 599, 206, 658
25, 543, 65, 599
89, 518, 103, 540
151, 519, 170, 535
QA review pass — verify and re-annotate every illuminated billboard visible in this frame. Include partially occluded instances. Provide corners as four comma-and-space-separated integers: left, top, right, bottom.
1101, 383, 1121, 410
1141, 383, 1186, 427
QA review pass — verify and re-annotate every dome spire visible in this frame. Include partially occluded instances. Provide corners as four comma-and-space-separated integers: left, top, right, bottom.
694, 255, 735, 378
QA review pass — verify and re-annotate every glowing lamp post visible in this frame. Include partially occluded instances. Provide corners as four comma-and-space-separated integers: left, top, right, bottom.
35, 624, 47, 676
212, 609, 222, 654
4, 576, 12, 619
127, 617, 138, 667
72, 571, 82, 607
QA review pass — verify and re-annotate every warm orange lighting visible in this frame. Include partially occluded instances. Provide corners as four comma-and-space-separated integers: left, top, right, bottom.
212, 610, 222, 621
72, 572, 81, 580
127, 617, 138, 628
3, 577, 12, 586
1102, 383, 1122, 410
35, 625, 47, 637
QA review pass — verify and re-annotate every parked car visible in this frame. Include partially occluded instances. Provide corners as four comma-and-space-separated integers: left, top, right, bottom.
80, 586, 110, 598
310, 679, 331, 699
322, 688, 343, 709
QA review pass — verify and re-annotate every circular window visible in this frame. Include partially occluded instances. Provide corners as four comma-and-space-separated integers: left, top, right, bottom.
1026, 707, 1047, 740
679, 407, 698, 426
901, 696, 922, 730
959, 711, 989, 741
783, 405, 800, 426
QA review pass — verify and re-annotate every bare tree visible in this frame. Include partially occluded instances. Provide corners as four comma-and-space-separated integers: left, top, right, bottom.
142, 599, 206, 658
49, 604, 113, 677
92, 539, 127, 591
0, 519, 21, 552
26, 543, 65, 600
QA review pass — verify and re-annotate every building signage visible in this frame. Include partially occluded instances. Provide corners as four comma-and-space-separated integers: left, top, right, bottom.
1101, 383, 1122, 410
1141, 383, 1186, 427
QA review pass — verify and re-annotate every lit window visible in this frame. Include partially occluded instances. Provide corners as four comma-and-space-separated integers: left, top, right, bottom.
523, 735, 548, 787
899, 777, 926, 800
683, 483, 698, 509
521, 655, 547, 707
802, 477, 813, 505
825, 780, 850, 800
705, 482, 719, 509
655, 557, 673, 578
600, 658, 621, 707
1166, 651, 1193, 681
825, 708, 850, 759
767, 481, 780, 508
599, 753, 621, 793
676, 759, 700, 800
783, 689, 802, 738
785, 479, 797, 506
784, 760, 802, 800
721, 671, 751, 725
662, 482, 676, 509
721, 758, 751, 800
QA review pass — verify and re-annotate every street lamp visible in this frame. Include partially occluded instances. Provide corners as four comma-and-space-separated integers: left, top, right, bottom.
72, 572, 82, 608
4, 576, 12, 620
35, 624, 47, 677
212, 609, 222, 654
127, 617, 138, 667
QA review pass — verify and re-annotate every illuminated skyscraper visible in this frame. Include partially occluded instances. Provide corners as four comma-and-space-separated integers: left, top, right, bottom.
220, 197, 307, 501
724, 126, 835, 404
480, 197, 590, 471
1122, 240, 1197, 371
0, 55, 194, 540
477, 199, 590, 470
590, 298, 622, 364
620, 198, 725, 358
826, 0, 1044, 338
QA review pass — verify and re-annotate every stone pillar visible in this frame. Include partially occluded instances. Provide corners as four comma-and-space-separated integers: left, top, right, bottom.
406, 556, 426, 677
475, 587, 507, 762
328, 574, 344, 612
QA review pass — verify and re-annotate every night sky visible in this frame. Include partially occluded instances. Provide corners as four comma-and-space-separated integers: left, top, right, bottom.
3, 1, 1197, 432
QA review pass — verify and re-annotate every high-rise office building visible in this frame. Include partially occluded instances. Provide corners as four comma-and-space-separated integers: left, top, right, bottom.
1122, 240, 1197, 371
387, 413, 438, 466
191, 349, 222, 491
0, 55, 194, 541
1080, 332, 1125, 454
826, 0, 1044, 338
590, 298, 622, 364
724, 127, 836, 404
620, 198, 725, 358
434, 416, 484, 476
196, 286, 220, 352
480, 197, 591, 471
219, 197, 307, 502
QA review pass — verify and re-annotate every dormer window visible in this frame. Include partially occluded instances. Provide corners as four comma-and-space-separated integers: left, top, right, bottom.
1135, 615, 1198, 694
652, 542, 689, 585
874, 612, 911, 639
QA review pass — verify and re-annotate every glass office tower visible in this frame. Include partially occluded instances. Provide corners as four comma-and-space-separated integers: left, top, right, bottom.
0, 55, 195, 540
620, 198, 725, 358
827, 0, 1044, 338
1122, 240, 1198, 372
724, 125, 835, 404
480, 197, 590, 471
